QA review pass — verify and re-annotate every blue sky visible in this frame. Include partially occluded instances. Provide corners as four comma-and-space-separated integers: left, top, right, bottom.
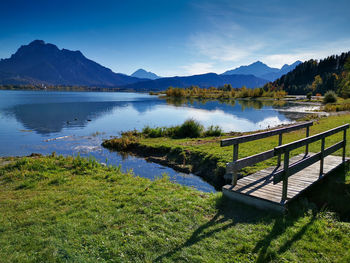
0, 0, 349, 76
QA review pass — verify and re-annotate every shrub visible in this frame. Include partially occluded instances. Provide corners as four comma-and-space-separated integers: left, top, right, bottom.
306, 92, 312, 101
323, 91, 337, 104
204, 125, 223, 137
175, 119, 204, 138
141, 120, 224, 139
142, 126, 165, 138
165, 87, 186, 97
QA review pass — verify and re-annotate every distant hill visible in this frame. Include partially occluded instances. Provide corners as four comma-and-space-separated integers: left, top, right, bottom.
222, 61, 302, 81
131, 69, 160, 80
260, 61, 302, 81
0, 40, 142, 86
120, 73, 269, 91
265, 52, 350, 95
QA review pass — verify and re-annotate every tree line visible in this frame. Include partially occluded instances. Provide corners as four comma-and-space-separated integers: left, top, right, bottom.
265, 52, 350, 98
159, 85, 286, 99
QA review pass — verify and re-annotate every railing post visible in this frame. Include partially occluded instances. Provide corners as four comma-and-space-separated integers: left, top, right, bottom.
232, 143, 239, 186
277, 133, 283, 166
305, 126, 310, 156
343, 129, 347, 163
320, 137, 325, 176
282, 151, 289, 201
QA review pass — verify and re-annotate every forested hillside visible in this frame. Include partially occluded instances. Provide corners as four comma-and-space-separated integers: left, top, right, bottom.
265, 52, 350, 97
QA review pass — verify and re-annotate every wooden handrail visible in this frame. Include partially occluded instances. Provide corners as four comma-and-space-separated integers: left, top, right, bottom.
274, 124, 349, 154
273, 141, 344, 184
273, 123, 349, 200
227, 149, 275, 173
220, 121, 313, 186
221, 121, 313, 147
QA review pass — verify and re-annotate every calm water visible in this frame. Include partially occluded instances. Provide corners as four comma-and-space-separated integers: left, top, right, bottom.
0, 90, 314, 192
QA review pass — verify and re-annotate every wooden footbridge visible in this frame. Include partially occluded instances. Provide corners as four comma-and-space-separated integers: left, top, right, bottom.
221, 121, 349, 212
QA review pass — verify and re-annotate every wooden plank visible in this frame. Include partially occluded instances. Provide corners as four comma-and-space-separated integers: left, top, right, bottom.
226, 149, 275, 172
275, 124, 349, 154
234, 181, 298, 201
257, 153, 309, 176
233, 184, 287, 201
221, 121, 313, 147
273, 142, 344, 184
236, 187, 284, 199
236, 184, 299, 197
274, 153, 321, 184
223, 154, 347, 211
235, 182, 300, 197
222, 186, 286, 212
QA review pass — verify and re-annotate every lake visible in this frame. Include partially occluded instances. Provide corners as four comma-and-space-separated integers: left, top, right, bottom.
0, 90, 317, 192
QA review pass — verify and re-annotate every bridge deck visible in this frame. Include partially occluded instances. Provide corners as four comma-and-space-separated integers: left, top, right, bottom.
223, 153, 347, 212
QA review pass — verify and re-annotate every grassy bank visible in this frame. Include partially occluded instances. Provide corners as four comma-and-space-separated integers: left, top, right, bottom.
323, 97, 350, 112
103, 114, 350, 186
0, 155, 350, 262
152, 86, 287, 100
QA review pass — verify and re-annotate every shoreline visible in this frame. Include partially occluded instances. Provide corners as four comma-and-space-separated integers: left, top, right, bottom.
102, 114, 350, 192
102, 121, 319, 190
104, 141, 226, 190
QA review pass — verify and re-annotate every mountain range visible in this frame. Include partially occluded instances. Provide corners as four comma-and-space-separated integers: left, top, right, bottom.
119, 73, 268, 91
222, 60, 302, 81
0, 40, 299, 90
131, 69, 160, 80
0, 40, 142, 86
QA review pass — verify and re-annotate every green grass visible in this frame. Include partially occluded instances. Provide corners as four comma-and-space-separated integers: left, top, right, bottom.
0, 155, 350, 262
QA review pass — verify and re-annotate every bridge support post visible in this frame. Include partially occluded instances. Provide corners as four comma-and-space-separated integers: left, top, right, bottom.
282, 151, 289, 201
277, 133, 282, 166
343, 129, 347, 163
305, 126, 310, 156
320, 137, 325, 176
232, 144, 239, 186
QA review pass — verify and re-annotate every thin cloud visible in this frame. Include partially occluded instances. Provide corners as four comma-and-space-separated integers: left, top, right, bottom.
187, 0, 350, 72
189, 27, 264, 63
261, 39, 350, 68
181, 62, 214, 76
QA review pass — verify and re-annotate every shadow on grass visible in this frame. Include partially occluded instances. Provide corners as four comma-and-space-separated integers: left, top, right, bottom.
301, 162, 350, 221
154, 195, 277, 262
154, 163, 349, 262
253, 162, 350, 261
252, 209, 316, 262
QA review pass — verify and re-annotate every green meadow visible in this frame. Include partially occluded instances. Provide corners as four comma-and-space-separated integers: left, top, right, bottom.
1, 116, 350, 262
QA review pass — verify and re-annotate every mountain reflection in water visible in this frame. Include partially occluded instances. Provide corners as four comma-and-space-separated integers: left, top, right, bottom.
0, 90, 316, 192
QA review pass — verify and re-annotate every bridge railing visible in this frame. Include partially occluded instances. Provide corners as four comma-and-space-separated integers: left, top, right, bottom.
221, 121, 313, 186
274, 123, 349, 200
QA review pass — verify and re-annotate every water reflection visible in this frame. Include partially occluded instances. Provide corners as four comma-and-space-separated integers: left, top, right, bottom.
163, 98, 292, 126
0, 91, 315, 192
3, 97, 295, 135
164, 97, 287, 111
5, 101, 128, 134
